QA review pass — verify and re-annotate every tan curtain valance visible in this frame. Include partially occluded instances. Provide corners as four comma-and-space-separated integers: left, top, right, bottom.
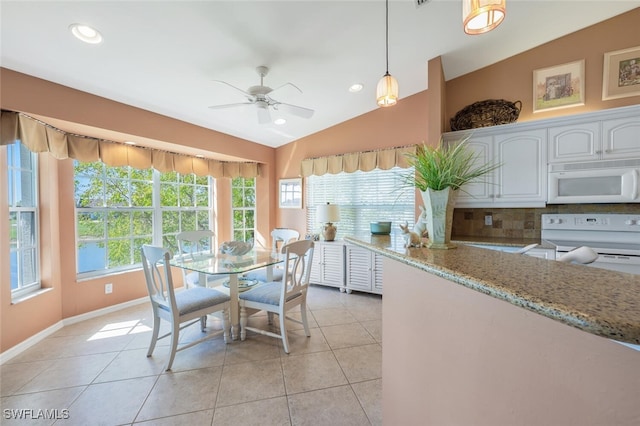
300, 145, 416, 177
0, 110, 260, 179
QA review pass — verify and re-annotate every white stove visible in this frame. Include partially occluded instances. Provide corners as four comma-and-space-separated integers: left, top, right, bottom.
541, 213, 640, 275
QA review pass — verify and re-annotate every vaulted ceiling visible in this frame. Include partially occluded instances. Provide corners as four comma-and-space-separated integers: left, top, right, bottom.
2, 1, 638, 148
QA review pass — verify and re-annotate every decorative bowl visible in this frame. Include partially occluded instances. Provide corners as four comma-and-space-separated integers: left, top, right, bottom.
219, 240, 253, 256
370, 221, 392, 235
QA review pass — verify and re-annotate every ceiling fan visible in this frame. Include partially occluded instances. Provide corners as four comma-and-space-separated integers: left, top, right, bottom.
208, 66, 314, 125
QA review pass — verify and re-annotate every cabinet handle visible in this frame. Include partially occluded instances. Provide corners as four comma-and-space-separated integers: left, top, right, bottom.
596, 150, 602, 154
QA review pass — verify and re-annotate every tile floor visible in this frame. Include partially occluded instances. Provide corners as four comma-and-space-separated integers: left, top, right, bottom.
1, 285, 382, 425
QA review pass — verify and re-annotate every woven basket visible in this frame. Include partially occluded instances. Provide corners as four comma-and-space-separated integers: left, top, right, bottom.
450, 99, 522, 131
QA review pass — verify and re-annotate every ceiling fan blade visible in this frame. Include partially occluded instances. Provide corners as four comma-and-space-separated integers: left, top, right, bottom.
208, 102, 253, 110
276, 102, 314, 119
257, 106, 271, 125
211, 80, 250, 97
270, 82, 303, 96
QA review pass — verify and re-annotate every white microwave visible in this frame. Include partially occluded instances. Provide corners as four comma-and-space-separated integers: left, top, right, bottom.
548, 160, 640, 204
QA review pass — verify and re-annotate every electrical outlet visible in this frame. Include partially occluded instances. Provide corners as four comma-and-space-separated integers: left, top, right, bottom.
485, 215, 493, 226
105, 283, 113, 294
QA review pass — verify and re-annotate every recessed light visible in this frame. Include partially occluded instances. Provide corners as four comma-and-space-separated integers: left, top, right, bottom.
69, 23, 103, 44
274, 118, 287, 125
349, 83, 364, 93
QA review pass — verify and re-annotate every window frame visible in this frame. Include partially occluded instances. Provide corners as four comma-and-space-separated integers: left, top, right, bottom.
74, 162, 214, 279
231, 177, 256, 242
305, 167, 415, 239
7, 141, 41, 298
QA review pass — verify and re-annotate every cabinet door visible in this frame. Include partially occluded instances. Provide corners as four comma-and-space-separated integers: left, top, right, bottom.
320, 244, 345, 288
602, 116, 640, 160
372, 253, 384, 294
309, 243, 324, 284
455, 136, 494, 207
548, 122, 599, 163
494, 130, 547, 206
346, 245, 373, 292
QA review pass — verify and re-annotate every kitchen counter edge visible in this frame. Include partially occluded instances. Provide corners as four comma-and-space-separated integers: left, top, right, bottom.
344, 235, 640, 345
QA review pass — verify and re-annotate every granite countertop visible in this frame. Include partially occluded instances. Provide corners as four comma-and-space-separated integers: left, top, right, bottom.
344, 233, 640, 345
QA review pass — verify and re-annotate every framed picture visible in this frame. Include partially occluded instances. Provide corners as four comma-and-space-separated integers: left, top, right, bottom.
602, 46, 640, 100
279, 178, 302, 209
533, 59, 585, 113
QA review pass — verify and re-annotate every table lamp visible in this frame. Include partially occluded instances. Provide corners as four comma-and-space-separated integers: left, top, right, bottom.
317, 202, 340, 241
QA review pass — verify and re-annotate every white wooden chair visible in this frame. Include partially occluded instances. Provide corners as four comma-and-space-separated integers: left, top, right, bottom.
244, 228, 300, 282
239, 239, 314, 353
176, 230, 219, 287
141, 244, 230, 371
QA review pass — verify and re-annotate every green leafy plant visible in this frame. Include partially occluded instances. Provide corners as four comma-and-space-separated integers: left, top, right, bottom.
404, 136, 501, 192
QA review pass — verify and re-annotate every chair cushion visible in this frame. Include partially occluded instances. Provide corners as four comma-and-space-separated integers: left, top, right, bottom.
243, 268, 284, 282
239, 281, 299, 306
159, 287, 230, 316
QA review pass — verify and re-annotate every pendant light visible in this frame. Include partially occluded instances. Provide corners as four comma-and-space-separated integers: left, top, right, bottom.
376, 0, 399, 107
463, 0, 506, 35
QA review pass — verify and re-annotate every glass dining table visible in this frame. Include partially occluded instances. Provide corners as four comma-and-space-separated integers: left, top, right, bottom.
170, 248, 284, 340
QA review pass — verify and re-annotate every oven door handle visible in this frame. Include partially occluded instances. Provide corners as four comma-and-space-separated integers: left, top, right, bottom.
633, 169, 639, 201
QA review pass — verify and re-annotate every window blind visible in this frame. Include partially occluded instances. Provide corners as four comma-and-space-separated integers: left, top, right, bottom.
305, 167, 415, 238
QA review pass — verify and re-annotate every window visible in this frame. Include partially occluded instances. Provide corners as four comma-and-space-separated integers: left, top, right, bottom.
305, 167, 415, 238
231, 177, 255, 242
74, 162, 213, 278
7, 141, 40, 297
160, 171, 211, 253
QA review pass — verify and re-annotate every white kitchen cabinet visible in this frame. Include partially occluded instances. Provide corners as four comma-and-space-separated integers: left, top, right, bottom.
602, 115, 640, 160
549, 114, 640, 163
548, 122, 600, 163
309, 240, 345, 291
449, 130, 547, 208
345, 243, 383, 295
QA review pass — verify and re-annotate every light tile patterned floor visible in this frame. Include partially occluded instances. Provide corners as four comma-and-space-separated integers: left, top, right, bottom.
1, 285, 382, 425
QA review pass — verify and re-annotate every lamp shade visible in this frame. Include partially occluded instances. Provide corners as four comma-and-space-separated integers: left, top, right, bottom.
463, 0, 505, 35
376, 73, 399, 107
317, 203, 340, 223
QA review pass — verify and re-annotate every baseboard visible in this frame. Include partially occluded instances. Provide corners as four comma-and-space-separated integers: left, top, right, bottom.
0, 296, 148, 365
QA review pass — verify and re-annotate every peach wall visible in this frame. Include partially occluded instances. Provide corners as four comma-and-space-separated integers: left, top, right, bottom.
446, 8, 640, 128
273, 8, 640, 236
2, 8, 640, 355
382, 259, 640, 425
0, 68, 276, 352
274, 90, 429, 235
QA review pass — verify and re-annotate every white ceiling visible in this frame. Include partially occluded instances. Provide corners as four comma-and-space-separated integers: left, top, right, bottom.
2, 1, 639, 151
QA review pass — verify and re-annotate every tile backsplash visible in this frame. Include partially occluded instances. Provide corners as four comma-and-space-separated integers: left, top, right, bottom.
452, 204, 640, 240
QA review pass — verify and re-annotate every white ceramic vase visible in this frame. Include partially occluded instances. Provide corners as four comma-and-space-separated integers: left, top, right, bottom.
420, 187, 458, 249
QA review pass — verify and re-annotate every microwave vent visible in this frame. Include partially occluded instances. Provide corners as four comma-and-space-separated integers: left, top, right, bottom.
550, 158, 640, 172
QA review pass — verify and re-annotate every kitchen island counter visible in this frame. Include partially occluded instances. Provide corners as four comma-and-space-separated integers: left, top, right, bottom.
347, 233, 640, 425
345, 233, 640, 345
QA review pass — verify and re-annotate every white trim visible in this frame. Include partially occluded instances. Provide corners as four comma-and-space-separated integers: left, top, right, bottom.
0, 296, 148, 365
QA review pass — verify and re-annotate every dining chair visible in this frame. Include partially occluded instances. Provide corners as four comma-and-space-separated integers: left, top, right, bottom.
141, 244, 231, 371
238, 239, 314, 353
176, 230, 218, 288
243, 228, 300, 282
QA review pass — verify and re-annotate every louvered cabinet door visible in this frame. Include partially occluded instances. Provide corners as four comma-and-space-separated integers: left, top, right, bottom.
346, 244, 374, 293
309, 241, 345, 290
372, 252, 384, 294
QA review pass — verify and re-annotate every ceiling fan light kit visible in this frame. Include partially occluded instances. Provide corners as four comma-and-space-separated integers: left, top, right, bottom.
463, 0, 506, 35
209, 66, 314, 125
377, 0, 399, 107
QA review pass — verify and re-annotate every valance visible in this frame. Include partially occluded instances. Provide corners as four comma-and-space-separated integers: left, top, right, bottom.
300, 145, 415, 177
0, 110, 260, 179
